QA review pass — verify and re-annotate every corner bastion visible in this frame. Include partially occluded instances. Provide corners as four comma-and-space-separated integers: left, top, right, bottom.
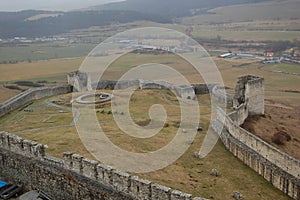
212, 75, 300, 199
0, 85, 71, 118
0, 131, 205, 200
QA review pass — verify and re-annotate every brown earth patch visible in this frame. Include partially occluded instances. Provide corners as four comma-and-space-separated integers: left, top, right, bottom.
242, 101, 300, 160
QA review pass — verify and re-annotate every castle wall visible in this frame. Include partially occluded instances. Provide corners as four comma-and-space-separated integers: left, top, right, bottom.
67, 71, 89, 91
0, 132, 199, 200
192, 84, 215, 95
245, 78, 265, 115
212, 75, 300, 199
211, 86, 233, 105
212, 121, 300, 199
174, 85, 196, 100
233, 75, 264, 115
0, 85, 71, 118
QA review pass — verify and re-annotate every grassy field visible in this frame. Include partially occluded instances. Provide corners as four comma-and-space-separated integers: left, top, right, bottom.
0, 53, 300, 105
181, 19, 300, 41
0, 58, 82, 83
192, 29, 300, 41
0, 90, 290, 200
267, 63, 300, 74
0, 53, 299, 199
183, 0, 300, 24
181, 0, 300, 41
0, 43, 95, 63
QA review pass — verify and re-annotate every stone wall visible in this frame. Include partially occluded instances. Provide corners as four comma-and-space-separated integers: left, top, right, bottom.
0, 132, 203, 200
67, 71, 90, 91
213, 119, 300, 199
174, 85, 196, 100
212, 75, 300, 199
211, 86, 233, 105
233, 75, 264, 115
192, 84, 216, 95
0, 85, 71, 118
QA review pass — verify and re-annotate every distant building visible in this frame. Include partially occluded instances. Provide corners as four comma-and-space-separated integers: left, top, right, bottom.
265, 52, 274, 57
219, 53, 235, 58
294, 49, 300, 57
236, 53, 256, 59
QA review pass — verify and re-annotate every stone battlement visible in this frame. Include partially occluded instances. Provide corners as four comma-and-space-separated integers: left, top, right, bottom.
212, 75, 300, 199
0, 85, 72, 118
0, 131, 204, 200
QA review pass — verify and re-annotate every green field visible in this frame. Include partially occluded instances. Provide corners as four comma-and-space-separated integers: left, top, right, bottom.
0, 43, 96, 63
268, 63, 300, 74
181, 0, 300, 41
183, 0, 300, 24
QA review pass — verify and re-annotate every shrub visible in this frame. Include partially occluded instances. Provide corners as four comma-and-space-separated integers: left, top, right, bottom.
272, 131, 291, 145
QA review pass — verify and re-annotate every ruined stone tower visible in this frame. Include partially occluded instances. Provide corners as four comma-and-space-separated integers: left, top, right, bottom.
67, 71, 91, 92
233, 75, 264, 115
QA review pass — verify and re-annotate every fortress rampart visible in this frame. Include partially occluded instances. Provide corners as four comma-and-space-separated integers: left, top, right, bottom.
0, 74, 299, 199
67, 71, 218, 100
0, 85, 71, 118
0, 132, 202, 200
212, 75, 300, 199
0, 83, 204, 199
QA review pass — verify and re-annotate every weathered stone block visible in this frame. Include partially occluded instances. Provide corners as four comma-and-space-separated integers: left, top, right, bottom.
171, 190, 192, 200
174, 85, 196, 100
23, 140, 37, 157
151, 183, 171, 200
7, 134, 23, 153
72, 154, 83, 174
264, 166, 272, 182
130, 176, 151, 200
63, 152, 73, 169
97, 164, 113, 186
82, 158, 98, 180
112, 169, 130, 193
44, 155, 63, 166
0, 132, 8, 148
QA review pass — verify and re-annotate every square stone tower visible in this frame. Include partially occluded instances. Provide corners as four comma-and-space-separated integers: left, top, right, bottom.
233, 75, 264, 115
67, 71, 91, 92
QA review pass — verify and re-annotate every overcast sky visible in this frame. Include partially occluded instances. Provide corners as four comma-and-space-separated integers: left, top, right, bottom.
0, 0, 124, 11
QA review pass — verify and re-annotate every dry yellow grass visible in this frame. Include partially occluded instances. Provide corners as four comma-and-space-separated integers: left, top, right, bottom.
0, 85, 21, 103
0, 54, 299, 199
0, 90, 291, 199
0, 58, 82, 82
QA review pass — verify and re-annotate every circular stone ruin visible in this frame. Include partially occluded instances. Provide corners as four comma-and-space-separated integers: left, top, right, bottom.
75, 93, 113, 104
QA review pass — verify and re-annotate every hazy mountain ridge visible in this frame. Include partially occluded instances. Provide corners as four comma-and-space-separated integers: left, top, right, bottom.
90, 0, 270, 18
0, 10, 169, 38
0, 0, 272, 38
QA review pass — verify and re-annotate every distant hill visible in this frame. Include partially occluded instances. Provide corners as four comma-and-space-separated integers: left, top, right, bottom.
0, 10, 169, 38
0, 0, 272, 38
90, 0, 269, 19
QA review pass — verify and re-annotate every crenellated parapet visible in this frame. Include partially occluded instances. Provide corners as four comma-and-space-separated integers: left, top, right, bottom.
0, 132, 205, 199
60, 151, 201, 200
0, 131, 47, 159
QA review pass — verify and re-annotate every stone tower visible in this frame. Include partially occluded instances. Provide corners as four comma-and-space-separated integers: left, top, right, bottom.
67, 71, 92, 92
233, 75, 264, 115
